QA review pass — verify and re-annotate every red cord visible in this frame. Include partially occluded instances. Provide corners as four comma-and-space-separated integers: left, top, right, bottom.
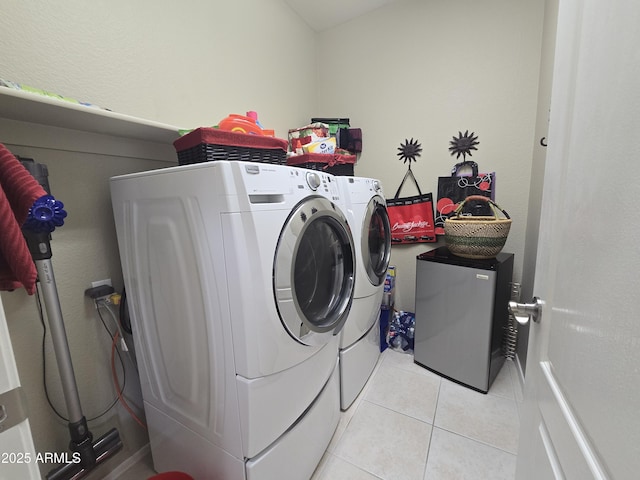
111, 332, 147, 429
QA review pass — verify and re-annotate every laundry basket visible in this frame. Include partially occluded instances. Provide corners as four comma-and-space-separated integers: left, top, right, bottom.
444, 195, 511, 259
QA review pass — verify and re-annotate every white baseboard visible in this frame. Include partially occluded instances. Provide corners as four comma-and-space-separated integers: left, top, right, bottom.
102, 443, 151, 480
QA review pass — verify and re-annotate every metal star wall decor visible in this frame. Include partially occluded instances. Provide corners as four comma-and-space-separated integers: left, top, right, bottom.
397, 138, 422, 165
448, 130, 479, 160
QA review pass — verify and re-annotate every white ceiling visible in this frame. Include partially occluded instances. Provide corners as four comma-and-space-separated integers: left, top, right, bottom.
284, 0, 399, 32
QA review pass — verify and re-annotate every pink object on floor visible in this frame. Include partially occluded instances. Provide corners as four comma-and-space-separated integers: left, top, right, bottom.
148, 472, 194, 480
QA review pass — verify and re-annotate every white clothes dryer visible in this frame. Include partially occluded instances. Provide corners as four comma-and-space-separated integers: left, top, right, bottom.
335, 176, 391, 409
110, 161, 355, 479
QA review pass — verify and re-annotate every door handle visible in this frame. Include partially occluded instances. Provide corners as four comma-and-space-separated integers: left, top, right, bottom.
508, 297, 544, 325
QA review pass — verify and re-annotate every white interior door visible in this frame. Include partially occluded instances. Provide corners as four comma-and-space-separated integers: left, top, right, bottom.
0, 296, 39, 480
516, 0, 640, 478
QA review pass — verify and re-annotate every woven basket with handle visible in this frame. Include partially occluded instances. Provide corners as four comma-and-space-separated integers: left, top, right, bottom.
444, 195, 511, 259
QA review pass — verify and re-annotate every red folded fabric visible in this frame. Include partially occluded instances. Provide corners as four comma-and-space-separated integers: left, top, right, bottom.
0, 144, 47, 294
286, 153, 357, 167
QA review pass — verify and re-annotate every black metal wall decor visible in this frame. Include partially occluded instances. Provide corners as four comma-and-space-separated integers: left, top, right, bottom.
448, 130, 479, 160
397, 138, 422, 165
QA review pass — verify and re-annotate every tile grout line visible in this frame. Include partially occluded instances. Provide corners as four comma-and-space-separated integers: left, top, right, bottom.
432, 424, 519, 456
423, 374, 443, 478
432, 359, 520, 457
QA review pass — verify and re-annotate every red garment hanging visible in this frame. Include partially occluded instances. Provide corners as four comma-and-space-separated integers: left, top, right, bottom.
0, 144, 47, 294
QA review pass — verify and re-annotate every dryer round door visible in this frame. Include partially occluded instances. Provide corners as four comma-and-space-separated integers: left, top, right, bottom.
274, 196, 355, 346
362, 196, 392, 286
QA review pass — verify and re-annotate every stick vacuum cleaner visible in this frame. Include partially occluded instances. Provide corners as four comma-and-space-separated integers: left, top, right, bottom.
20, 158, 122, 480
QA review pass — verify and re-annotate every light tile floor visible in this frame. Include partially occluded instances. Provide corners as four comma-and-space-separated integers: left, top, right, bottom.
311, 349, 523, 480
118, 349, 523, 480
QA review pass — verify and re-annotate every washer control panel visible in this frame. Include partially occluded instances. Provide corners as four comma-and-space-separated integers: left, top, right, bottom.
292, 168, 340, 202
306, 171, 321, 190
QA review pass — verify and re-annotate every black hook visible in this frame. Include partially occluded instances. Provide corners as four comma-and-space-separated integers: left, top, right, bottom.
540, 137, 547, 147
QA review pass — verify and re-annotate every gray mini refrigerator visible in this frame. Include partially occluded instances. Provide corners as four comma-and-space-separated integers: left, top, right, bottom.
414, 246, 514, 393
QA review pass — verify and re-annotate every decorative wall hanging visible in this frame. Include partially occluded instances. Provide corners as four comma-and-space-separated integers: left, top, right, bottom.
386, 139, 436, 244
435, 131, 496, 235
449, 130, 479, 159
397, 138, 422, 164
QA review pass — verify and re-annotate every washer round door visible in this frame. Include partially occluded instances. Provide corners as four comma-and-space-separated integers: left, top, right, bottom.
274, 196, 355, 346
362, 196, 392, 286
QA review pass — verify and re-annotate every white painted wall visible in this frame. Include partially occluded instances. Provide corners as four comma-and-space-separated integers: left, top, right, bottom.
317, 0, 545, 311
0, 0, 316, 136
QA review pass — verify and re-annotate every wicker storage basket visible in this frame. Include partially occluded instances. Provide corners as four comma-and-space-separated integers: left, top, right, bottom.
444, 195, 511, 259
173, 127, 288, 165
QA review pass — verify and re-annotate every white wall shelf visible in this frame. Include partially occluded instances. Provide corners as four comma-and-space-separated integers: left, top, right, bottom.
0, 87, 179, 144
0, 87, 180, 162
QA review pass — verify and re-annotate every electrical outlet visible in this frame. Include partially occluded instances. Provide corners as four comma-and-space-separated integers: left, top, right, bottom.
91, 278, 112, 289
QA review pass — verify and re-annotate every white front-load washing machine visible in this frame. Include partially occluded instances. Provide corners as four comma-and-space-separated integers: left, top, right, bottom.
336, 176, 391, 409
110, 161, 355, 479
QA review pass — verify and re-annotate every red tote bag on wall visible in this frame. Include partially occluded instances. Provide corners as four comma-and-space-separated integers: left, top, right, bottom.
386, 168, 436, 245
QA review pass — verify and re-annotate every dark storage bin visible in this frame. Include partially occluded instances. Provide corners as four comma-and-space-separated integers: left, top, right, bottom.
286, 153, 356, 176
173, 128, 288, 166
310, 117, 350, 136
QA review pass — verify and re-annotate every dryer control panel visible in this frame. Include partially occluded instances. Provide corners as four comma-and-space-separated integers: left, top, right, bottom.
345, 177, 385, 204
